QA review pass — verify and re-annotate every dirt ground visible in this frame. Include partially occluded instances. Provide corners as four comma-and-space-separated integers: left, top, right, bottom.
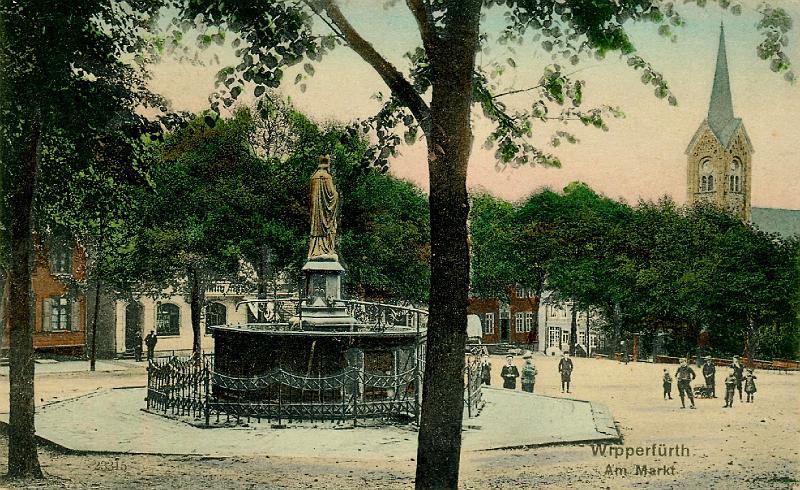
0, 355, 798, 489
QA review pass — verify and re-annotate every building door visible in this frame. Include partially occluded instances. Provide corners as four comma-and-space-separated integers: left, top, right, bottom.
500, 319, 509, 343
125, 302, 143, 353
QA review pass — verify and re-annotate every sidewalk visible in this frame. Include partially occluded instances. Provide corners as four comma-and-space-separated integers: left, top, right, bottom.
0, 359, 134, 376
0, 386, 618, 458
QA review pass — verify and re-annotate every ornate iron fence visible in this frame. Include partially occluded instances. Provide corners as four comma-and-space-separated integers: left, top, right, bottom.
464, 354, 485, 418
146, 355, 423, 426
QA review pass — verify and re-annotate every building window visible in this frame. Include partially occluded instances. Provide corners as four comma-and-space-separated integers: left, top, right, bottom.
561, 330, 570, 345
42, 296, 78, 332
515, 312, 524, 333
730, 158, 743, 192
483, 313, 495, 334
548, 327, 559, 347
524, 312, 534, 332
205, 302, 227, 334
49, 242, 72, 275
579, 331, 586, 346
156, 303, 180, 336
590, 334, 598, 348
699, 158, 714, 192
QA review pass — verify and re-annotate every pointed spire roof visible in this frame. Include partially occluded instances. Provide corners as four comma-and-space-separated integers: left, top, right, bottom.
707, 23, 740, 147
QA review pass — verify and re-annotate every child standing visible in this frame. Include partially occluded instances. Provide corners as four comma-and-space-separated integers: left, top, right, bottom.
723, 368, 737, 408
744, 369, 757, 403
521, 356, 538, 393
662, 369, 673, 400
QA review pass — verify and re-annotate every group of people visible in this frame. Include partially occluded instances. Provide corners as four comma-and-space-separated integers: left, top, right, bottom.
480, 352, 574, 394
132, 330, 158, 362
662, 355, 757, 409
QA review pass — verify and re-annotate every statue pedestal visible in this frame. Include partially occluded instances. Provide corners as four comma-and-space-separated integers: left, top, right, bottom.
301, 258, 355, 329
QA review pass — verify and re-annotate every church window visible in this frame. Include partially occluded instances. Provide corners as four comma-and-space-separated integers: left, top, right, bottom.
699, 158, 713, 192
730, 158, 743, 192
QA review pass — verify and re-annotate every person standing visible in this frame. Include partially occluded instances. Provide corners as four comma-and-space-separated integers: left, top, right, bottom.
702, 356, 716, 398
558, 353, 574, 393
144, 330, 158, 361
501, 355, 520, 390
744, 369, 757, 403
480, 356, 492, 386
662, 369, 673, 400
723, 367, 737, 408
133, 331, 143, 362
731, 356, 745, 402
521, 356, 537, 393
675, 359, 696, 409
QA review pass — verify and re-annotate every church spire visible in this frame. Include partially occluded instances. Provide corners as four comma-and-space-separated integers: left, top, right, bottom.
707, 23, 736, 142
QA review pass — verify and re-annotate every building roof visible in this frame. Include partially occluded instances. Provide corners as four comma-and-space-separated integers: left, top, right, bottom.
707, 24, 739, 148
751, 207, 800, 239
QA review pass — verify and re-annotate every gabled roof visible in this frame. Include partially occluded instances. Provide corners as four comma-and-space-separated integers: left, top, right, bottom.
751, 208, 800, 239
685, 118, 753, 155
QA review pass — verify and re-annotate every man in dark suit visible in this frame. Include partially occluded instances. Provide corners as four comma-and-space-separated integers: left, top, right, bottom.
702, 356, 716, 398
558, 353, 574, 393
731, 355, 745, 401
501, 355, 520, 390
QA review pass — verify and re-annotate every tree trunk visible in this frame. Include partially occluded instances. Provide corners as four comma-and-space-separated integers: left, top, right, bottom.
6, 121, 43, 478
89, 218, 103, 372
188, 267, 203, 356
570, 308, 578, 356
415, 4, 481, 489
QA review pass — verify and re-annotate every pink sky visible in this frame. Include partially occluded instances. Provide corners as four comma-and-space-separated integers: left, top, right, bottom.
150, 2, 800, 209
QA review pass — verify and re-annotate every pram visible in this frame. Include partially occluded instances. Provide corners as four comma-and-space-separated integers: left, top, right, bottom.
693, 385, 714, 398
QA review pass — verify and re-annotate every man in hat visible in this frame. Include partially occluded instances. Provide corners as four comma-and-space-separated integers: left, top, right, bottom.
731, 355, 745, 402
480, 355, 492, 386
675, 358, 696, 409
558, 352, 574, 393
702, 356, 716, 398
501, 355, 520, 390
521, 354, 537, 393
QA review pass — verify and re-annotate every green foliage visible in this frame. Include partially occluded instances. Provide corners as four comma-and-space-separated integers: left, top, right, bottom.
470, 185, 800, 359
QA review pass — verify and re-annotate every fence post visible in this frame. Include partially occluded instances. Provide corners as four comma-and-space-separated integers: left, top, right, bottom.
352, 368, 358, 428
146, 362, 151, 411
204, 359, 210, 426
466, 360, 473, 419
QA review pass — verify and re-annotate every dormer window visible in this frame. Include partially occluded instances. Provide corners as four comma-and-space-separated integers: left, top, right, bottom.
49, 241, 72, 275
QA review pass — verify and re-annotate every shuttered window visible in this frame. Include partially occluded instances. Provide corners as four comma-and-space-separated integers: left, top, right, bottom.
42, 296, 79, 331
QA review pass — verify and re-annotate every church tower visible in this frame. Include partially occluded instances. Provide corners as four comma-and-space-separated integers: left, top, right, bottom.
686, 24, 753, 221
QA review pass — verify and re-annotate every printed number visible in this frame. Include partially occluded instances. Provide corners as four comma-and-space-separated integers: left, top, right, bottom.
94, 460, 127, 471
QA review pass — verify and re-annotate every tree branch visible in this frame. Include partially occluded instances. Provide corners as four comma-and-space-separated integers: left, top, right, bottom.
319, 0, 431, 135
405, 0, 436, 51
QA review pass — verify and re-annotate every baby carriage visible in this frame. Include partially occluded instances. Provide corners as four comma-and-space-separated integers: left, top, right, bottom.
693, 385, 714, 398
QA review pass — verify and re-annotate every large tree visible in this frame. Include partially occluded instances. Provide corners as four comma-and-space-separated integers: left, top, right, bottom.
164, 1, 794, 487
0, 0, 166, 477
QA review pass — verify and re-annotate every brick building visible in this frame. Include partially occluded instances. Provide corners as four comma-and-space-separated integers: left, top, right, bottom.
468, 286, 539, 346
1, 235, 87, 356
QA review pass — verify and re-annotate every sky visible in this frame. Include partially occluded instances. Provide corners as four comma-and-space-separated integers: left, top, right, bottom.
150, 1, 800, 210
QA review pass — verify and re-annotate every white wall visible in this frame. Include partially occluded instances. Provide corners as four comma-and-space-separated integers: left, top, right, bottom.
115, 291, 251, 355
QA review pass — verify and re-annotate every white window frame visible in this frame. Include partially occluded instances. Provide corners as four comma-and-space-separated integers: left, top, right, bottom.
524, 312, 534, 332
548, 327, 559, 347
515, 312, 525, 333
483, 313, 495, 335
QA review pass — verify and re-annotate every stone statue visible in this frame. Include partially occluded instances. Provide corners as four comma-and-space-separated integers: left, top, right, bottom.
308, 155, 339, 260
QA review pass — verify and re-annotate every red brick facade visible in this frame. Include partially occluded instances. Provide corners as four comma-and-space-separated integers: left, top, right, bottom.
468, 288, 539, 345
2, 236, 87, 353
